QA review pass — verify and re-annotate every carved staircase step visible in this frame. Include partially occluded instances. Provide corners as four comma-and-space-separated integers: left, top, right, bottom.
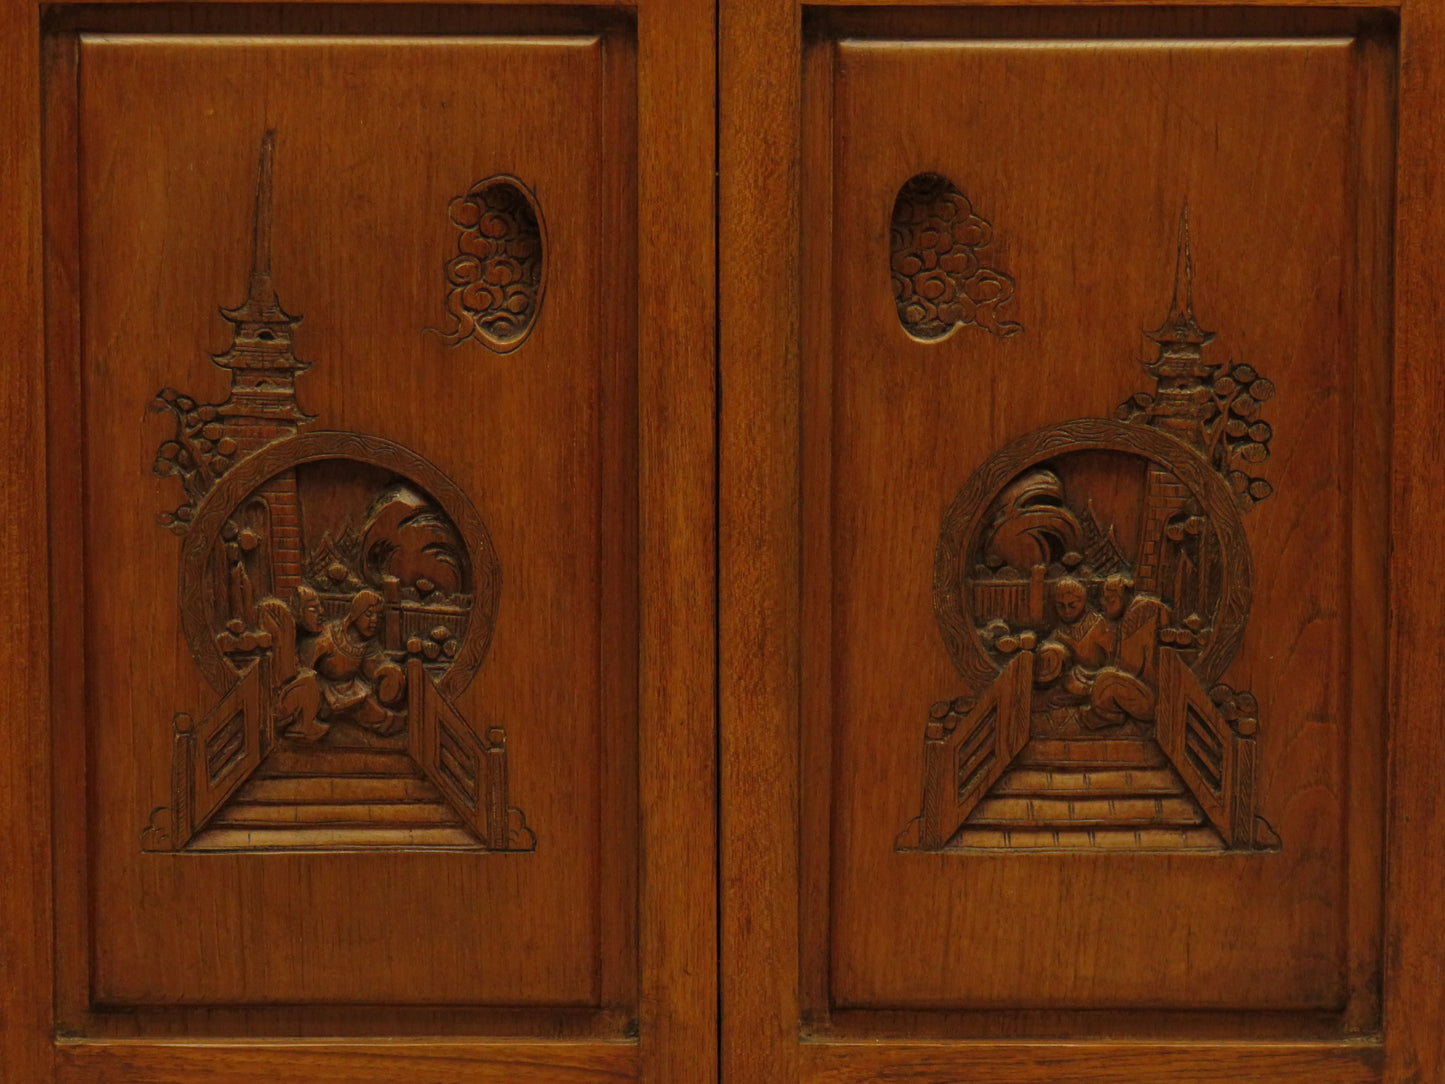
259, 746, 421, 778
968, 794, 1205, 828
945, 826, 1225, 851
185, 825, 481, 850
212, 799, 464, 827
237, 775, 440, 803
1016, 738, 1169, 768
993, 767, 1184, 797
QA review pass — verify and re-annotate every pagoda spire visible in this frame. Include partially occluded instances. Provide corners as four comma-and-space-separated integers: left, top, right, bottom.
211, 128, 313, 430
252, 127, 274, 278
1147, 201, 1215, 348
215, 125, 300, 335
1139, 201, 1221, 449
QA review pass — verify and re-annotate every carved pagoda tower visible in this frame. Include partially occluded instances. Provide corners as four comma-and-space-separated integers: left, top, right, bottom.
211, 130, 313, 601
1140, 203, 1220, 451
1134, 204, 1217, 596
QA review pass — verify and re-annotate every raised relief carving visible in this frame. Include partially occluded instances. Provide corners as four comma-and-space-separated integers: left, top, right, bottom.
142, 131, 534, 853
890, 172, 1022, 341
898, 206, 1278, 854
427, 175, 546, 352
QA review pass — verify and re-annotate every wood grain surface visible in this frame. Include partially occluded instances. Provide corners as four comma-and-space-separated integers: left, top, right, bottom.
5, 1, 715, 1080
1385, 0, 1445, 1079
1, 0, 55, 1079
820, 32, 1388, 1013
6, 0, 1445, 1080
634, 0, 718, 1079
800, 1039, 1384, 1083
719, 0, 803, 1077
55, 1040, 638, 1084
720, 2, 1438, 1082
63, 31, 620, 1010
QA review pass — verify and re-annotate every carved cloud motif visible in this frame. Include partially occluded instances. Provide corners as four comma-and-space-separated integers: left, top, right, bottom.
890, 172, 1023, 341
429, 175, 546, 353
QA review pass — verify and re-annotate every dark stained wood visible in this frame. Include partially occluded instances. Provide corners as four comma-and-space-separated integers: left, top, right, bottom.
1344, 24, 1394, 1038
801, 1040, 1384, 1083
54, 1039, 638, 1083
1, 0, 56, 1080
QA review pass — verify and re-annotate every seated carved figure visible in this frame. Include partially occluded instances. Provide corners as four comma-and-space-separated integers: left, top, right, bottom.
1035, 574, 1168, 730
1035, 577, 1110, 685
258, 584, 324, 691
1082, 574, 1168, 728
277, 588, 407, 740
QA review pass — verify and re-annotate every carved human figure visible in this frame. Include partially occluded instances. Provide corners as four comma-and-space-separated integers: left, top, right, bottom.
1102, 573, 1170, 686
1036, 577, 1111, 682
278, 588, 407, 740
258, 584, 325, 690
296, 584, 325, 636
1035, 574, 1166, 729
1083, 574, 1168, 728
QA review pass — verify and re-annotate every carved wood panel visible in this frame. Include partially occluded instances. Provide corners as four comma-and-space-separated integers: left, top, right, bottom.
140, 132, 532, 855
803, 24, 1392, 1026
899, 208, 1276, 856
51, 28, 639, 1024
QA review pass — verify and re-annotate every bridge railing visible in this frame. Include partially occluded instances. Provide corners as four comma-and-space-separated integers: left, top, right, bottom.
917, 650, 1034, 850
161, 660, 265, 850
1156, 647, 1257, 846
407, 657, 532, 850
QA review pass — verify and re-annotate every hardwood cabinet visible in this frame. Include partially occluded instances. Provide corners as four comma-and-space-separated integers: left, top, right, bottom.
4, 0, 1445, 1081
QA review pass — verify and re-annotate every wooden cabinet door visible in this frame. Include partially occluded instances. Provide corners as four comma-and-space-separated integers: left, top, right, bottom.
721, 2, 1445, 1081
0, 3, 714, 1081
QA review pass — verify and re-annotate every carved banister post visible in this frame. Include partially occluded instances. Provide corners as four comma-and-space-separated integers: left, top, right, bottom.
918, 702, 953, 851
1230, 714, 1259, 847
257, 651, 276, 755
171, 712, 196, 850
1027, 564, 1047, 627
1002, 647, 1035, 758
381, 574, 403, 653
486, 727, 509, 850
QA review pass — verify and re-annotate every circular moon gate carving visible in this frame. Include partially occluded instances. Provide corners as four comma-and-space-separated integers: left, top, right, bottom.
934, 418, 1252, 694
178, 430, 501, 702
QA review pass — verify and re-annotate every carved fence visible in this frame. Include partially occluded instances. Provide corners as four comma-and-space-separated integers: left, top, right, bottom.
406, 657, 523, 850
916, 650, 1035, 849
164, 660, 266, 849
1155, 647, 1257, 846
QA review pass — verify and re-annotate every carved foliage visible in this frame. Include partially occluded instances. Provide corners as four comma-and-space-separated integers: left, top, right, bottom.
150, 391, 244, 532
1117, 362, 1277, 511
429, 175, 547, 353
890, 172, 1022, 341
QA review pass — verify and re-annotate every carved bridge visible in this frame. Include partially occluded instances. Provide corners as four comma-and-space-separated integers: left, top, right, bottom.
913, 648, 1260, 852
148, 658, 530, 852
